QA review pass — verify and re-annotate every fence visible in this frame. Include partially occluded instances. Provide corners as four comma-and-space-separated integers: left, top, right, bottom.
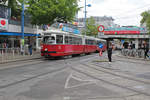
0, 48, 40, 63
121, 49, 148, 58
0, 48, 21, 63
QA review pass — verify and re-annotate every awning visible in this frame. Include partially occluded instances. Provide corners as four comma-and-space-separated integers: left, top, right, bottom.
0, 32, 40, 36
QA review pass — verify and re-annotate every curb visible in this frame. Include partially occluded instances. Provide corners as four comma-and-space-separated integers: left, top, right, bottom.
0, 56, 41, 64
117, 54, 150, 61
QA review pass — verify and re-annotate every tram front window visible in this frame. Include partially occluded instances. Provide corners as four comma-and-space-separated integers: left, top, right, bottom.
43, 36, 55, 44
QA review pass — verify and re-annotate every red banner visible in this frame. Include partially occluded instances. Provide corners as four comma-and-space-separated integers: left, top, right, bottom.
104, 30, 140, 35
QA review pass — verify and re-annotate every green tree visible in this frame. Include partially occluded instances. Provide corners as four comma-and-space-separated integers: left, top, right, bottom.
141, 11, 150, 33
82, 17, 98, 37
26, 0, 79, 25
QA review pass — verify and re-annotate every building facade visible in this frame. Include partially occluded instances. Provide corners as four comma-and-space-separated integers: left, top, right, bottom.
77, 16, 117, 32
0, 4, 40, 50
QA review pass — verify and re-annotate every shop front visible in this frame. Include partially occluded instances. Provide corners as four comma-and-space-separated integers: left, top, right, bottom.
0, 32, 37, 49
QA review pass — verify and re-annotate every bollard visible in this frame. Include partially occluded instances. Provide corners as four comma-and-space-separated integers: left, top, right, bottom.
1, 50, 3, 63
13, 49, 15, 59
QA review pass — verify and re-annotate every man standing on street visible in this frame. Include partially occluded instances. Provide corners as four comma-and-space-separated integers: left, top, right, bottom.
107, 41, 113, 63
28, 44, 33, 56
143, 42, 149, 59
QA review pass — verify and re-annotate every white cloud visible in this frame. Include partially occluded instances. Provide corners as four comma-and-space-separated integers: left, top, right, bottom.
78, 0, 150, 26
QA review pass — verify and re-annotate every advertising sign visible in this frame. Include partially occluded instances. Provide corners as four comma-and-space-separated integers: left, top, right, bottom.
104, 30, 140, 35
0, 18, 8, 31
62, 26, 80, 34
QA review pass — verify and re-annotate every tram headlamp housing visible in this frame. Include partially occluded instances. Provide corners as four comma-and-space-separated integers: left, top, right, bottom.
45, 48, 48, 51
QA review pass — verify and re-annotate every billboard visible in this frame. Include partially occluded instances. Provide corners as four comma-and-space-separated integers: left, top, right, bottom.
0, 5, 10, 19
104, 26, 142, 35
104, 30, 140, 35
0, 18, 8, 31
0, 5, 10, 31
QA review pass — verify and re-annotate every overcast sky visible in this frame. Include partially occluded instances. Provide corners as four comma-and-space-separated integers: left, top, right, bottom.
78, 0, 150, 26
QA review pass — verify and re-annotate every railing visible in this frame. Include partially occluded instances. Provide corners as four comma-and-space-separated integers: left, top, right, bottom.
121, 49, 146, 58
0, 48, 38, 63
0, 48, 20, 63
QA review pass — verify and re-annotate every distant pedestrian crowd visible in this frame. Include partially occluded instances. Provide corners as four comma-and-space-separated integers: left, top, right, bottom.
122, 41, 150, 59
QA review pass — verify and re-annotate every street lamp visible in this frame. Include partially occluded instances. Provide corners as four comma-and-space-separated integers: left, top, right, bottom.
84, 0, 91, 35
21, 0, 24, 55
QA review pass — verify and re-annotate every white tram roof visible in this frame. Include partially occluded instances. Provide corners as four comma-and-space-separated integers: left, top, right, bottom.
42, 29, 68, 35
42, 29, 83, 37
42, 29, 106, 41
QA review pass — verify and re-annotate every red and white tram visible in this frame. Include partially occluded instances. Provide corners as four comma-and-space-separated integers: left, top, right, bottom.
41, 29, 106, 57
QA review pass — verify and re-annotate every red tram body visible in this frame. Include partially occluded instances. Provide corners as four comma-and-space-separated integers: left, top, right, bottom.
41, 29, 106, 57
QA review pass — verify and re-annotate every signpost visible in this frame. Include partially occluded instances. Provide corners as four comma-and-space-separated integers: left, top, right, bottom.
99, 43, 103, 56
98, 25, 105, 32
21, 0, 25, 55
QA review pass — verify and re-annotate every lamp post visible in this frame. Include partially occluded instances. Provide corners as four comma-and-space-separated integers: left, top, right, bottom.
21, 0, 24, 55
84, 0, 91, 35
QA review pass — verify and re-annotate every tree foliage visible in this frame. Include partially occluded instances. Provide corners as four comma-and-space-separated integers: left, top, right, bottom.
141, 10, 150, 33
26, 0, 79, 25
82, 17, 99, 37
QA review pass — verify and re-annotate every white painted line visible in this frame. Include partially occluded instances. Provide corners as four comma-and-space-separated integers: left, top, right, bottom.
64, 72, 96, 89
64, 72, 73, 89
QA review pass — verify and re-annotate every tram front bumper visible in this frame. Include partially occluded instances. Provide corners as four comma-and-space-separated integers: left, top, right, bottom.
41, 51, 57, 57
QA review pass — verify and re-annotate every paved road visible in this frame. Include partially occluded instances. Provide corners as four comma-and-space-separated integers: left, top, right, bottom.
0, 52, 150, 100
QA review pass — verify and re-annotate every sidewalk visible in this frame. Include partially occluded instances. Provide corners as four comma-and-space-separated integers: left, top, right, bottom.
0, 51, 41, 64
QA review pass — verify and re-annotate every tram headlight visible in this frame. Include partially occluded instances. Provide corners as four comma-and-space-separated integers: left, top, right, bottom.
45, 48, 48, 51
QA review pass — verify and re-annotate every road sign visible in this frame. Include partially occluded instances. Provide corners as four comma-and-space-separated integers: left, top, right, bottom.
121, 40, 125, 44
99, 43, 103, 48
98, 25, 105, 32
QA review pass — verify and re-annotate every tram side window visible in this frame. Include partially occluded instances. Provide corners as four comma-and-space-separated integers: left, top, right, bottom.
76, 38, 79, 45
68, 37, 73, 44
74, 37, 79, 45
94, 40, 96, 45
43, 36, 55, 44
89, 40, 91, 45
56, 35, 63, 44
65, 36, 69, 44
76, 38, 82, 45
85, 39, 88, 45
91, 40, 95, 45
97, 41, 100, 45
72, 37, 76, 45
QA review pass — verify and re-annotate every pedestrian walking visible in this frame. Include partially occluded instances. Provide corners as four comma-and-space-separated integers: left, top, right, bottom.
107, 41, 113, 63
143, 42, 149, 59
28, 44, 33, 56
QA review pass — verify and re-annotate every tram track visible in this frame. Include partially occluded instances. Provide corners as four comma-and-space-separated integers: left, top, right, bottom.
71, 64, 150, 97
83, 62, 150, 85
0, 53, 98, 89
0, 65, 67, 89
63, 54, 150, 97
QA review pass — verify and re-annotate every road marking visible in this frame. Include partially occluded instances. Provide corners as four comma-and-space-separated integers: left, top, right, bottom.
63, 97, 70, 100
65, 72, 96, 89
